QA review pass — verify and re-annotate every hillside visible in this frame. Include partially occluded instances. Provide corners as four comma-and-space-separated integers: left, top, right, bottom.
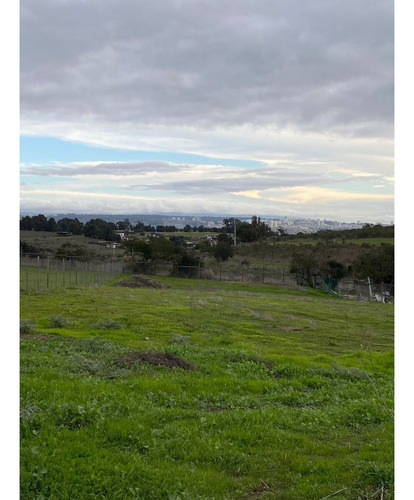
20, 276, 394, 499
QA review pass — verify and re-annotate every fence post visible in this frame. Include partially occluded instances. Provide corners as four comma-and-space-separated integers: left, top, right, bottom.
262, 266, 265, 284
367, 277, 373, 301
62, 258, 65, 287
37, 256, 40, 291
25, 257, 29, 291
46, 258, 50, 289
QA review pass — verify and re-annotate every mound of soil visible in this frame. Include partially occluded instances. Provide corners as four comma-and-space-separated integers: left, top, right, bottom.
115, 351, 198, 371
114, 275, 170, 289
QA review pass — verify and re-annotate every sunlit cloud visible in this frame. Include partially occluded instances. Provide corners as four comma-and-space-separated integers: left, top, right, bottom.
20, 0, 394, 221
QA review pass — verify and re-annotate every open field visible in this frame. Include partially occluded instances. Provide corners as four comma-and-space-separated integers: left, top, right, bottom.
20, 231, 125, 258
271, 238, 394, 247
20, 276, 394, 499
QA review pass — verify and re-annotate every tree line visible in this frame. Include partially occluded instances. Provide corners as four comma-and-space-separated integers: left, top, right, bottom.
20, 214, 276, 244
20, 215, 126, 242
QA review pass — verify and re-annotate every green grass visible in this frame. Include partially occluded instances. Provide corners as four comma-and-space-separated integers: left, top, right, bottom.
20, 230, 125, 258
20, 276, 394, 499
272, 237, 394, 247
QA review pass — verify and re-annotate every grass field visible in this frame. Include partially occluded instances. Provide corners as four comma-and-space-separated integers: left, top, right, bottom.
20, 231, 125, 258
20, 276, 394, 499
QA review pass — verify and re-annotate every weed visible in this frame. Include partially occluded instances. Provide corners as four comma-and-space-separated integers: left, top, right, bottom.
90, 318, 123, 330
48, 315, 71, 328
20, 319, 36, 335
169, 333, 191, 345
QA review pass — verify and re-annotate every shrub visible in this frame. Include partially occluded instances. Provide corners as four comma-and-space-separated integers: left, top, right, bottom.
20, 319, 36, 335
48, 315, 71, 328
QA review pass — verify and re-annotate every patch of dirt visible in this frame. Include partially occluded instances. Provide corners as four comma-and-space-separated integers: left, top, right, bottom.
205, 406, 228, 412
242, 481, 273, 499
273, 325, 306, 332
115, 351, 199, 370
114, 275, 170, 289
20, 333, 66, 341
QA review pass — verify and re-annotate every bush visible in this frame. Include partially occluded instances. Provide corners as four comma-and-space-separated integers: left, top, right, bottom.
48, 315, 71, 328
20, 319, 36, 335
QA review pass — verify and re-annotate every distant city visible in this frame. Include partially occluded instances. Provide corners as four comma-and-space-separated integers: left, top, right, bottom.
21, 213, 393, 235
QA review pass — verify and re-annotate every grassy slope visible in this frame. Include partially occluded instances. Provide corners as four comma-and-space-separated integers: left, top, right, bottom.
20, 277, 394, 500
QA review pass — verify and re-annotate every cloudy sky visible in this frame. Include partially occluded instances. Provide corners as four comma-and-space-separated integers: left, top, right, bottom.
20, 0, 394, 222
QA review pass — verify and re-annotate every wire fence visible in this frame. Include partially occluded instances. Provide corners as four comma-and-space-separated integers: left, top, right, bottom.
20, 254, 394, 302
20, 255, 124, 292
125, 261, 296, 285
336, 280, 394, 303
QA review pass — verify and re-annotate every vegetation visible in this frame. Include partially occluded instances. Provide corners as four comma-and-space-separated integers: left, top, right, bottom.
20, 217, 395, 288
20, 276, 394, 499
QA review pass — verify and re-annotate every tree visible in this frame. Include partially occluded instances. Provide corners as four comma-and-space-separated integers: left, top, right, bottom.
150, 237, 177, 261
290, 252, 320, 287
57, 217, 84, 235
122, 239, 153, 261
45, 217, 58, 232
250, 215, 272, 238
116, 218, 132, 231
55, 243, 89, 261
353, 244, 394, 284
213, 241, 234, 262
31, 214, 48, 231
174, 250, 203, 278
236, 223, 258, 243
324, 260, 346, 280
20, 216, 34, 230
84, 218, 119, 241
222, 218, 241, 234
217, 233, 234, 245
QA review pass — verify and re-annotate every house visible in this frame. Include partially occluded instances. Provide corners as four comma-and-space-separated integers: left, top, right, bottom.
115, 230, 126, 239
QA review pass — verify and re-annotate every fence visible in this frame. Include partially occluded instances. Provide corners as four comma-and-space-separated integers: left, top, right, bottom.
20, 255, 394, 302
126, 261, 296, 285
20, 255, 124, 292
335, 280, 394, 303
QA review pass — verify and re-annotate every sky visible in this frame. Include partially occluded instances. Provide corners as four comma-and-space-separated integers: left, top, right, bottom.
19, 0, 394, 222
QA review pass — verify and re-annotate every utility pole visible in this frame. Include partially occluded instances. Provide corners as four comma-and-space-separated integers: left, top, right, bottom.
234, 218, 237, 246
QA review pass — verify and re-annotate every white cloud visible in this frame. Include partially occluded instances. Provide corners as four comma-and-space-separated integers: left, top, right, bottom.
20, 0, 394, 221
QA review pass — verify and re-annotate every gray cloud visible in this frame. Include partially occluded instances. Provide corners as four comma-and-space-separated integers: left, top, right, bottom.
21, 0, 393, 138
21, 159, 386, 198
21, 161, 186, 177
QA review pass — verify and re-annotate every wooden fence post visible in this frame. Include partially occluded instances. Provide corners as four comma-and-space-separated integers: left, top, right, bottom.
46, 258, 50, 289
37, 256, 40, 291
25, 258, 29, 291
